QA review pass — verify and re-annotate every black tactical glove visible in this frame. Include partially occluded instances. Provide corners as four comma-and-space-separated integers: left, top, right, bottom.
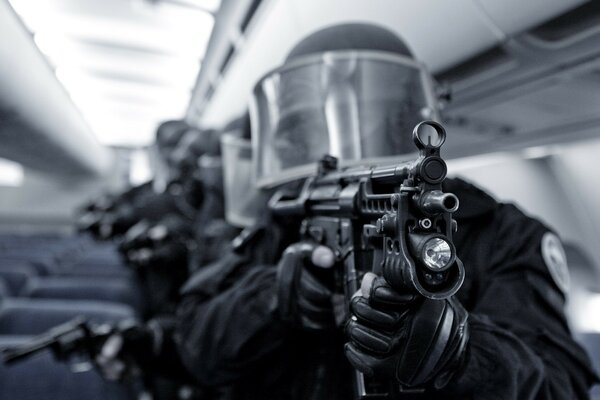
123, 217, 191, 269
276, 242, 337, 331
345, 272, 469, 390
75, 210, 103, 234
128, 240, 189, 269
95, 318, 172, 381
100, 204, 139, 239
119, 220, 152, 255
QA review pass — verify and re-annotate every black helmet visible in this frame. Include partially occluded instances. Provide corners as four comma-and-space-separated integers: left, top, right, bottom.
251, 23, 438, 188
285, 23, 413, 62
155, 120, 189, 155
150, 120, 189, 193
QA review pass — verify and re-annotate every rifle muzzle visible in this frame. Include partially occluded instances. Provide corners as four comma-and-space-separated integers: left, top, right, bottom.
418, 190, 459, 214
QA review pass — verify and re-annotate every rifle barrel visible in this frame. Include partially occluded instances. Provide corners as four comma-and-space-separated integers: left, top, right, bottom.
315, 161, 415, 186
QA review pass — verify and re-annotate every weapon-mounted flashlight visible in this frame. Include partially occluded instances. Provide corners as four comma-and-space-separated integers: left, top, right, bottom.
409, 233, 456, 274
422, 237, 453, 271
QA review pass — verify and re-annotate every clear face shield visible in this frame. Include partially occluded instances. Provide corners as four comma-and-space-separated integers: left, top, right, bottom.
250, 51, 440, 188
221, 131, 262, 227
148, 144, 174, 194
169, 130, 201, 177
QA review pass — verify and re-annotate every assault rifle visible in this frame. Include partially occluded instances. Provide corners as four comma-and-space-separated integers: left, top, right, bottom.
2, 317, 137, 368
269, 121, 464, 399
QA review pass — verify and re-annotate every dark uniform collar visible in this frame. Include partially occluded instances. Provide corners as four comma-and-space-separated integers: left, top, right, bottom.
443, 177, 497, 220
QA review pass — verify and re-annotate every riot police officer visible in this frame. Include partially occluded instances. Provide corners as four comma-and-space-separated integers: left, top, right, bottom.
173, 23, 598, 399
77, 119, 190, 240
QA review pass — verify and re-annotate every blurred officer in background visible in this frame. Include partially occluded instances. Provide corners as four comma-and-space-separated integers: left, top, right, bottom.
76, 119, 190, 240
172, 23, 598, 400
88, 118, 249, 397
119, 124, 239, 316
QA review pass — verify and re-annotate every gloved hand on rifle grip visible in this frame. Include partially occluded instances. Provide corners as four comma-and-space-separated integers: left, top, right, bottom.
345, 272, 469, 390
95, 319, 165, 381
276, 242, 337, 331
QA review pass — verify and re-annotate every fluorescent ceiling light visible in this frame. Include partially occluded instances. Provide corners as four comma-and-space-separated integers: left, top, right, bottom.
55, 65, 196, 95
14, 3, 214, 58
34, 35, 201, 87
164, 0, 222, 13
572, 294, 600, 333
56, 68, 191, 105
33, 17, 212, 59
82, 101, 189, 122
68, 54, 199, 87
91, 119, 172, 147
8, 0, 214, 147
129, 148, 153, 185
0, 158, 25, 187
76, 99, 190, 146
34, 34, 204, 67
92, 96, 189, 114
10, 0, 216, 31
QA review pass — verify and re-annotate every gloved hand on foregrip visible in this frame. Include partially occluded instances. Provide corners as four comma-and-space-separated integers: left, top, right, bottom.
276, 242, 337, 331
345, 272, 469, 390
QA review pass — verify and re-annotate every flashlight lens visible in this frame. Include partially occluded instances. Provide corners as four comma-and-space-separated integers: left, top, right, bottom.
423, 238, 452, 270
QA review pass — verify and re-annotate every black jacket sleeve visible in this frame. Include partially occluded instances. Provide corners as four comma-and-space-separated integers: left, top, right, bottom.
446, 204, 598, 399
175, 255, 287, 386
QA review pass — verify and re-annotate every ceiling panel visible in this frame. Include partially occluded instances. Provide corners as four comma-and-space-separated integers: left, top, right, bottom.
474, 0, 587, 36
289, 0, 503, 73
198, 0, 506, 128
7, 0, 217, 146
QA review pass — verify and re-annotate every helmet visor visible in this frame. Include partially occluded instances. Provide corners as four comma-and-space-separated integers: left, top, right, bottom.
148, 144, 175, 193
221, 131, 262, 227
251, 51, 438, 188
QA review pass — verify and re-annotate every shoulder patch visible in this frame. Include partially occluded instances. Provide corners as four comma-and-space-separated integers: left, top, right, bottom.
541, 232, 570, 295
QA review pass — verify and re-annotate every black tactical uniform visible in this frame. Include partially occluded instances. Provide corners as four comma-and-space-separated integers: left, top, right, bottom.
174, 177, 598, 399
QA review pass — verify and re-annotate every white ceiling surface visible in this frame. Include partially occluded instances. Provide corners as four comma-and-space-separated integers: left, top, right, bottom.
0, 1, 114, 176
198, 0, 584, 128
7, 0, 219, 146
